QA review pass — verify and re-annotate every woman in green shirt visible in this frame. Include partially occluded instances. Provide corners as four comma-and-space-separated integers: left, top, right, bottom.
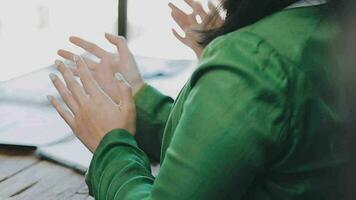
48, 0, 348, 199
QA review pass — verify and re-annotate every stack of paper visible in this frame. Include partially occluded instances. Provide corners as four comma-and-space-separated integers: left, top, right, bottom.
0, 65, 72, 146
36, 137, 92, 173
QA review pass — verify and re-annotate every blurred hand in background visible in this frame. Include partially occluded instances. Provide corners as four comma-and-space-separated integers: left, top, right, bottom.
169, 0, 223, 58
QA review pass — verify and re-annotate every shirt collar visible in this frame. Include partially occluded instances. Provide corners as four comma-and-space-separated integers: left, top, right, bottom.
286, 0, 327, 9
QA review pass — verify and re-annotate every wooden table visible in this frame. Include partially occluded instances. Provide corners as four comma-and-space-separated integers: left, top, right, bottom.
0, 146, 94, 200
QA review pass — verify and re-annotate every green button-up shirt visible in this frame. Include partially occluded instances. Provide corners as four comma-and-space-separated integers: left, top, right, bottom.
86, 5, 348, 200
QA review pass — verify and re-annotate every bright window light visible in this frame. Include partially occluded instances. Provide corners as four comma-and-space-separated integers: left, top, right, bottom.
127, 0, 210, 60
0, 0, 118, 81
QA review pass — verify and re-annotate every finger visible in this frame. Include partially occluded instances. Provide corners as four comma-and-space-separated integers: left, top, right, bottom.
57, 51, 81, 77
168, 3, 190, 30
49, 73, 79, 114
61, 64, 80, 77
207, 2, 224, 26
55, 60, 88, 103
172, 29, 187, 45
115, 73, 134, 108
69, 36, 108, 58
48, 95, 76, 128
104, 33, 130, 59
185, 0, 207, 18
209, 2, 223, 23
69, 67, 80, 77
73, 55, 100, 97
55, 56, 91, 78
208, 1, 216, 12
57, 49, 98, 70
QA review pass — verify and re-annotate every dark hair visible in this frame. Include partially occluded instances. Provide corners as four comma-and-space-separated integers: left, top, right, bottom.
199, 0, 307, 46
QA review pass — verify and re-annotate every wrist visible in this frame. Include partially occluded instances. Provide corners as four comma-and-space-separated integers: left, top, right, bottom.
132, 80, 145, 96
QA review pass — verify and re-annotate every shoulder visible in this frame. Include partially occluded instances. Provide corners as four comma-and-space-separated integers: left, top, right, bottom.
193, 5, 338, 91
240, 5, 337, 65
185, 31, 292, 150
199, 5, 335, 69
193, 30, 290, 95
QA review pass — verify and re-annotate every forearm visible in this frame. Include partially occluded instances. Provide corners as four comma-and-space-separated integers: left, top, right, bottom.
134, 84, 174, 162
86, 129, 154, 199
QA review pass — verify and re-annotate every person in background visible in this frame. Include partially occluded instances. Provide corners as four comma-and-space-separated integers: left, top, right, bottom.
47, 0, 349, 199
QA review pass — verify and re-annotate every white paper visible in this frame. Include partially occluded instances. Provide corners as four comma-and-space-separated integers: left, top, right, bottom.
0, 103, 72, 146
0, 56, 195, 173
37, 137, 92, 173
0, 65, 72, 146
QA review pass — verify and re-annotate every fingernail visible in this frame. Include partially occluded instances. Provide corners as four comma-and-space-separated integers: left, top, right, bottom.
49, 73, 56, 81
115, 72, 125, 81
55, 60, 62, 67
47, 95, 53, 102
73, 55, 79, 62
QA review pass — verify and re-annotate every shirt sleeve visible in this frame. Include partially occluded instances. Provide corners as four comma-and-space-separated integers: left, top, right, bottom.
134, 84, 174, 162
86, 33, 290, 200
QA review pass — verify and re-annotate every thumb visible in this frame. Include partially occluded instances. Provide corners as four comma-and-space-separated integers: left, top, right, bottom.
105, 33, 130, 58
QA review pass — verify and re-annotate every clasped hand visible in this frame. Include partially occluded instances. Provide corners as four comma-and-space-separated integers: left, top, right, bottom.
48, 55, 136, 153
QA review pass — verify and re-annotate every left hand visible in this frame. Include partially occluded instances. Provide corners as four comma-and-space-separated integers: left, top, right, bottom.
48, 55, 136, 152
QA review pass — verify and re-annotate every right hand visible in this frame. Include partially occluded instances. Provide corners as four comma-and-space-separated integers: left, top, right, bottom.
49, 57, 136, 152
57, 33, 145, 103
169, 0, 223, 58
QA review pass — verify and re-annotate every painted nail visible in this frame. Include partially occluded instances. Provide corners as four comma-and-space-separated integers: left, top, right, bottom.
49, 73, 56, 81
55, 60, 62, 67
115, 72, 125, 81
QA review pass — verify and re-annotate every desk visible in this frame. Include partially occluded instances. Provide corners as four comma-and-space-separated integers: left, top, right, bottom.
0, 57, 194, 199
0, 147, 93, 200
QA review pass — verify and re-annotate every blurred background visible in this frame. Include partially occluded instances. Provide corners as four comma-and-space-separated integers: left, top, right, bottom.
0, 0, 118, 81
0, 0, 212, 161
0, 0, 213, 82
126, 0, 211, 59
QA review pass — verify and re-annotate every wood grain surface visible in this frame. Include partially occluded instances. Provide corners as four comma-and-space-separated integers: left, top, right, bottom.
0, 147, 93, 200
